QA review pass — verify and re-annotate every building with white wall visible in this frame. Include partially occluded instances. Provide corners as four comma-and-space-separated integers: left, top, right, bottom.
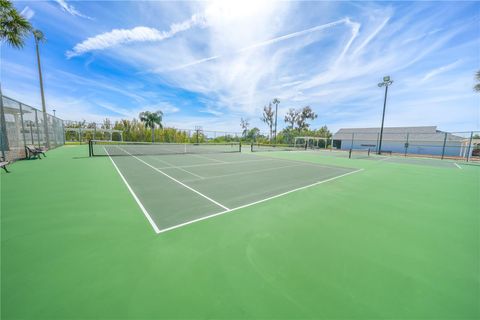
332, 126, 471, 158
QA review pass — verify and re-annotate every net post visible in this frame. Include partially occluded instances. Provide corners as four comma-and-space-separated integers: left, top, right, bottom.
404, 133, 409, 157
239, 141, 242, 152
368, 148, 371, 156
349, 148, 352, 159
441, 132, 447, 160
88, 139, 92, 157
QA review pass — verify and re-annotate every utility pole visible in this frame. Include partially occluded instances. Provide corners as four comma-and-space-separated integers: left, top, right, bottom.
34, 30, 50, 148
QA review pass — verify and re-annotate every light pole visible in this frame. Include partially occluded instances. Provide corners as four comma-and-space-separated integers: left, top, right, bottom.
272, 98, 280, 143
377, 76, 393, 154
33, 29, 50, 148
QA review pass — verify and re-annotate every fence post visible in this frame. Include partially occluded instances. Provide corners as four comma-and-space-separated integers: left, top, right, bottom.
466, 131, 474, 162
441, 132, 448, 160
0, 93, 7, 160
28, 122, 34, 144
350, 132, 355, 149
35, 110, 41, 147
61, 121, 65, 145
18, 103, 27, 155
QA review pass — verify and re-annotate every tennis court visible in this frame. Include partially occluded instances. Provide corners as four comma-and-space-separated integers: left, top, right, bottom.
2, 144, 479, 319
310, 148, 475, 168
90, 141, 360, 232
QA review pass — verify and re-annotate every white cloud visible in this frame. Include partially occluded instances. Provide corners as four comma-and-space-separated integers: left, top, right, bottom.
54, 0, 93, 20
199, 106, 223, 116
422, 60, 463, 82
145, 103, 180, 115
4, 1, 477, 133
66, 13, 207, 58
352, 17, 390, 56
168, 18, 350, 71
20, 6, 35, 20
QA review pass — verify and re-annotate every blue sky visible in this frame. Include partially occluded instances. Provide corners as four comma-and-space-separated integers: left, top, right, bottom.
2, 0, 479, 133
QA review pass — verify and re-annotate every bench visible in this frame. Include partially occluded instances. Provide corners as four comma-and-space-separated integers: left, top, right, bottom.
0, 157, 9, 173
25, 145, 47, 159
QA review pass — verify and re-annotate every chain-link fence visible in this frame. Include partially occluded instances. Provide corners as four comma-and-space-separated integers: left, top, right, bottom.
332, 127, 479, 161
64, 121, 255, 144
0, 95, 65, 162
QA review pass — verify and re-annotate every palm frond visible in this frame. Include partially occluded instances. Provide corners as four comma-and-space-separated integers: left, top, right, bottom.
139, 110, 163, 129
33, 29, 46, 42
0, 0, 32, 48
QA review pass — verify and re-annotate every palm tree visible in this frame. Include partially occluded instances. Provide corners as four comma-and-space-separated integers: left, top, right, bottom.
32, 29, 50, 148
139, 111, 163, 143
475, 70, 480, 92
0, 0, 32, 158
0, 0, 32, 48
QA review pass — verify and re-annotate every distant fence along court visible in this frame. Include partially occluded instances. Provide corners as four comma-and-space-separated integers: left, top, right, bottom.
0, 95, 65, 162
332, 126, 479, 161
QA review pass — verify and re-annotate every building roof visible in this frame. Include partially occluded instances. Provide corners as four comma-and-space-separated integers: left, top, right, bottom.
335, 126, 437, 134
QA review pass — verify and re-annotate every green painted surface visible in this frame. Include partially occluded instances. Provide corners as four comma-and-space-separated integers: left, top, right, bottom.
109, 152, 355, 230
1, 145, 479, 319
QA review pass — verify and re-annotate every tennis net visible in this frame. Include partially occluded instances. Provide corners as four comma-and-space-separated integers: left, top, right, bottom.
251, 143, 307, 152
89, 140, 241, 157
349, 148, 371, 159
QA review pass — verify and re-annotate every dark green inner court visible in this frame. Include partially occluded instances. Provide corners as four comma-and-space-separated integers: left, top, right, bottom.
1, 145, 479, 319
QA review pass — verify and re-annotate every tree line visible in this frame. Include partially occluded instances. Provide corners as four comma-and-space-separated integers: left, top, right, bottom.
241, 98, 332, 146
65, 102, 332, 145
65, 116, 245, 144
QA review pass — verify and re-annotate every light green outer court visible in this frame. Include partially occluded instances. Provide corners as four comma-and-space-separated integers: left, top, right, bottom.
1, 145, 479, 319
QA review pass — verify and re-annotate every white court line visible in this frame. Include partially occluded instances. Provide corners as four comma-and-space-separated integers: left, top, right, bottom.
106, 150, 161, 233
249, 153, 346, 169
190, 153, 228, 164
454, 163, 462, 169
376, 157, 391, 162
157, 168, 364, 234
183, 163, 323, 181
148, 156, 205, 179
155, 158, 273, 170
119, 147, 230, 211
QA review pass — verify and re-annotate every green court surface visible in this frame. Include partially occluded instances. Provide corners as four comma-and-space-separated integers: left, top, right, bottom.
1, 145, 479, 319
